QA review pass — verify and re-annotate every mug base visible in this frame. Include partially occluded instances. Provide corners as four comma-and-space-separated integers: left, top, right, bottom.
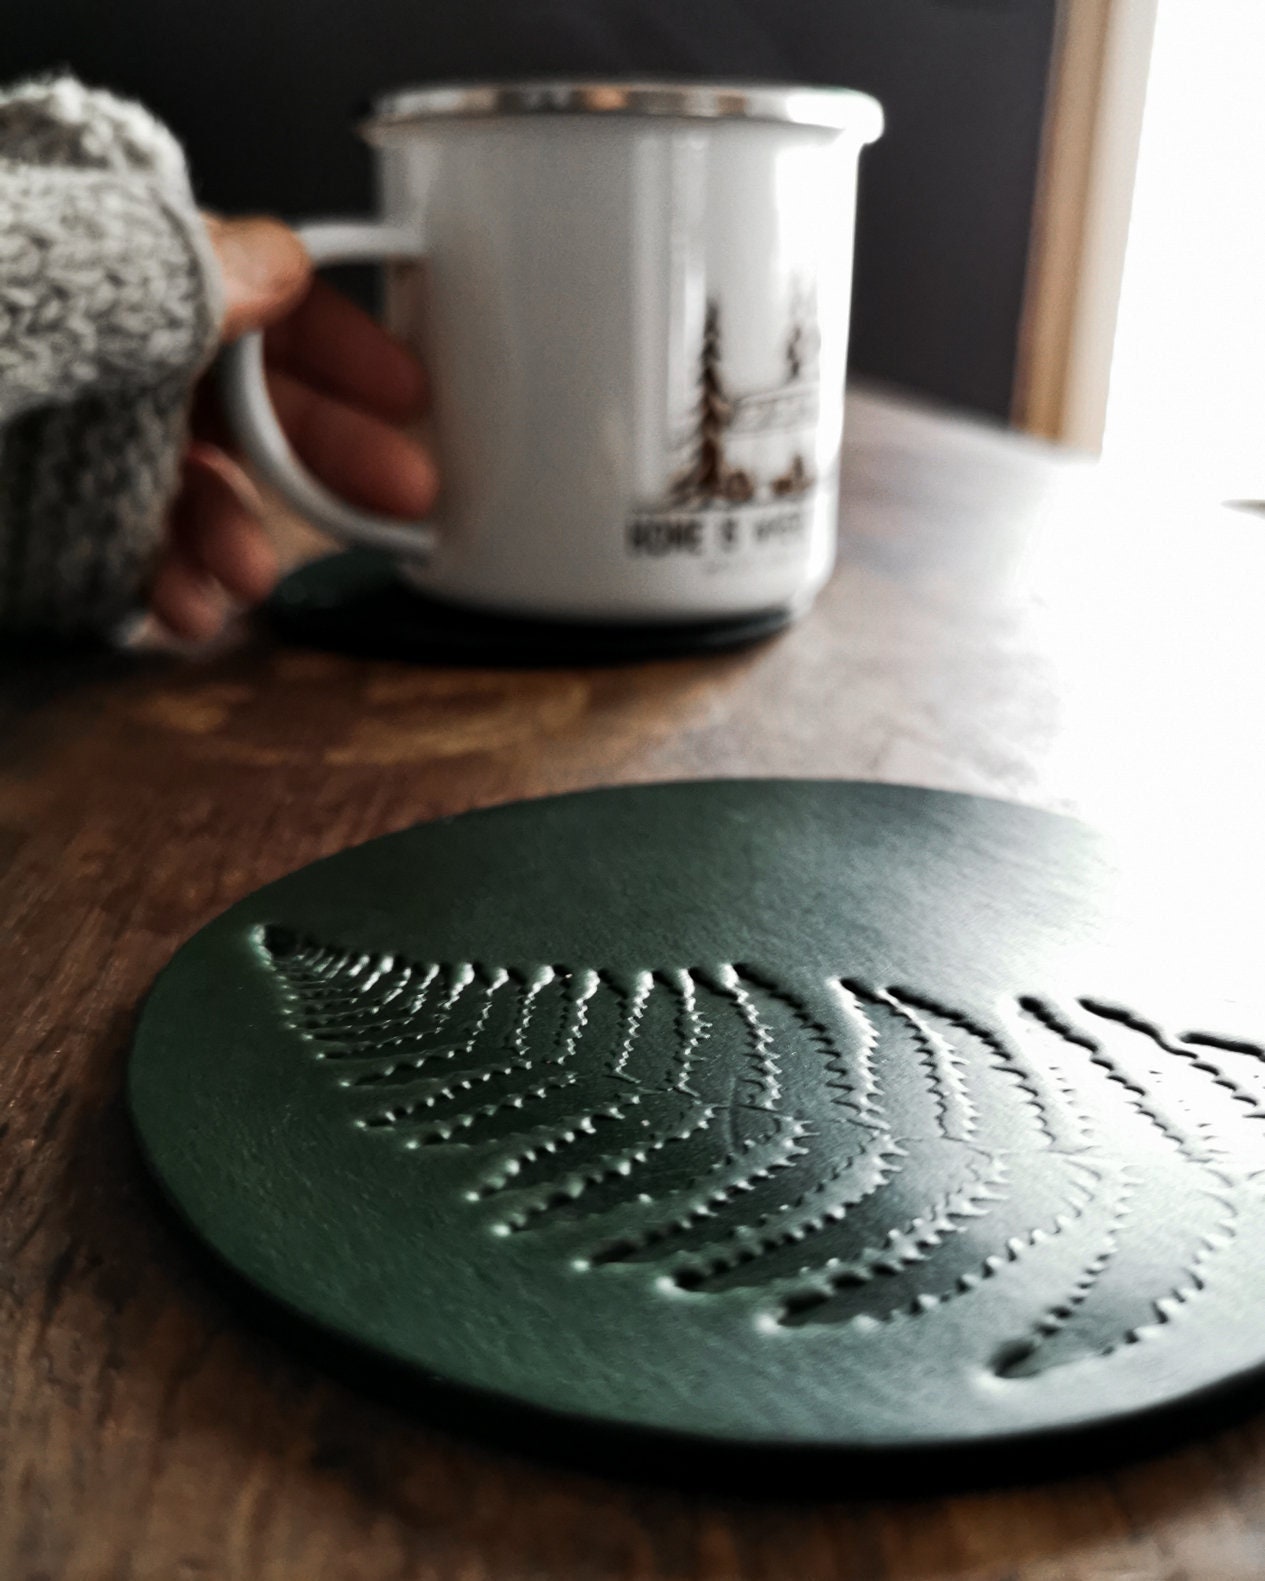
265, 550, 803, 667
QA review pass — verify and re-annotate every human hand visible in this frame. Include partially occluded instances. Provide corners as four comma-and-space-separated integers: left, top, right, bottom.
150, 215, 437, 640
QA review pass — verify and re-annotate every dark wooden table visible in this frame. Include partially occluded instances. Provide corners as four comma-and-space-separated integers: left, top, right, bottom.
4, 387, 1265, 1580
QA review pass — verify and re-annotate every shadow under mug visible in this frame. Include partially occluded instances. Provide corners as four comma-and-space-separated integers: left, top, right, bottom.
221, 80, 883, 627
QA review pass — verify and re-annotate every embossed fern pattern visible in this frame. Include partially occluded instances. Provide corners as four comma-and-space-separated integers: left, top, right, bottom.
257, 926, 1265, 1374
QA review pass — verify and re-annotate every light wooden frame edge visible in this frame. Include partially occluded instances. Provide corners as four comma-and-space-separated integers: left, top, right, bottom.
1012, 0, 1158, 450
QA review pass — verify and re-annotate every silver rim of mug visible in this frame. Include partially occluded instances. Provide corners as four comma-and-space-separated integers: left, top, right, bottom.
364, 80, 884, 141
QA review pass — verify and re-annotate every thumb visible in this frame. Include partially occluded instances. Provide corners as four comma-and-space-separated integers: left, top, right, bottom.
205, 215, 312, 342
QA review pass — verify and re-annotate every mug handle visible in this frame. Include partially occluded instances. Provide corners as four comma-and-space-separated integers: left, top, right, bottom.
218, 219, 437, 561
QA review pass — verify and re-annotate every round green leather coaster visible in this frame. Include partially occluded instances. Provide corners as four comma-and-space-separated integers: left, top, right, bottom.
129, 781, 1265, 1452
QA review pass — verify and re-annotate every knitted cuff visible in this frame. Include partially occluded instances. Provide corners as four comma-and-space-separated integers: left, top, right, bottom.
0, 76, 224, 639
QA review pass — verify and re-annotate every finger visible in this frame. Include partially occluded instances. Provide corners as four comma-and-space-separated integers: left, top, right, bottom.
149, 551, 229, 642
268, 367, 439, 517
171, 448, 279, 604
264, 277, 428, 424
207, 215, 312, 342
185, 437, 266, 513
188, 339, 430, 471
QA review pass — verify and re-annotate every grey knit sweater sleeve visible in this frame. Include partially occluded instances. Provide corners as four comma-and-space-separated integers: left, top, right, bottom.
0, 78, 224, 638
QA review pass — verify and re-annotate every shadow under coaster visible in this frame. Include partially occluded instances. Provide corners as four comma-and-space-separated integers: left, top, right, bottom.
266, 550, 797, 666
129, 781, 1265, 1467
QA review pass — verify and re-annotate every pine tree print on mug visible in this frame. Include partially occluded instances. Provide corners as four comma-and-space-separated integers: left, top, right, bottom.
626, 286, 824, 568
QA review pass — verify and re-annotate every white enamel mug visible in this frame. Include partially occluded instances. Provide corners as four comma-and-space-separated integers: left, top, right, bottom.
221, 81, 883, 625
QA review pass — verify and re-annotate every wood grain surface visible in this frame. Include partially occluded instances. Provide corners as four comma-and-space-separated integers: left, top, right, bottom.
3, 388, 1265, 1580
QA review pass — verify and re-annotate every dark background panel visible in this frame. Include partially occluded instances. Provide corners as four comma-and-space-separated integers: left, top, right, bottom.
1, 0, 1056, 418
